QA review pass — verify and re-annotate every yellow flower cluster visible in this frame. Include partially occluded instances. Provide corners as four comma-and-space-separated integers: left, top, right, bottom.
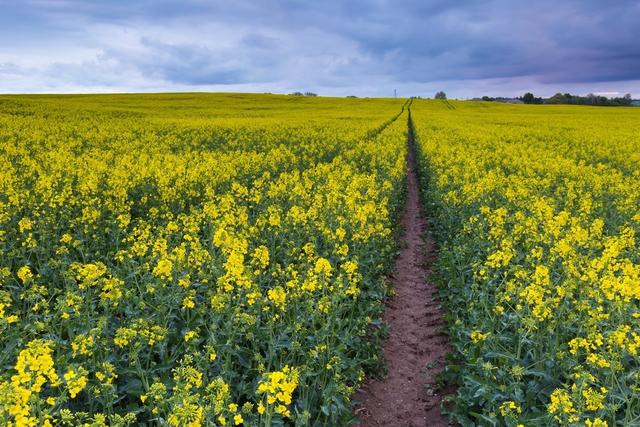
1, 340, 60, 426
413, 99, 640, 425
63, 366, 88, 398
257, 366, 300, 418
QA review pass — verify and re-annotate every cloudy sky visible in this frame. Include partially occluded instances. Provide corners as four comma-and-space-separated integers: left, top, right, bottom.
1, 0, 639, 98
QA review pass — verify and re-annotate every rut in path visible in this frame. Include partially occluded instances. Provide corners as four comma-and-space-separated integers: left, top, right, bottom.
354, 111, 451, 427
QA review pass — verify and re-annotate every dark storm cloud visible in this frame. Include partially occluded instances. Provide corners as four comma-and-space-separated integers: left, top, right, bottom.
0, 0, 639, 95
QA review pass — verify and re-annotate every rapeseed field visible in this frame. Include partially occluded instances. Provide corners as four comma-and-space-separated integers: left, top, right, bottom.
0, 94, 408, 426
412, 100, 640, 426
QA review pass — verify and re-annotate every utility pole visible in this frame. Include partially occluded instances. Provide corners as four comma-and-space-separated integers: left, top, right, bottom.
394, 89, 397, 98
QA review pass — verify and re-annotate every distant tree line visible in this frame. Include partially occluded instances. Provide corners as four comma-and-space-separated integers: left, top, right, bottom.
476, 92, 636, 106
480, 94, 544, 104
289, 92, 318, 97
545, 92, 633, 106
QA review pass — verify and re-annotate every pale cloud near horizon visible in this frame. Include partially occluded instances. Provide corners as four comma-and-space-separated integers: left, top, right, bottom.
0, 0, 639, 98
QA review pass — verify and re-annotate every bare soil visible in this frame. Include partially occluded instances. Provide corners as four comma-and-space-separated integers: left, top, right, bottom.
353, 117, 451, 427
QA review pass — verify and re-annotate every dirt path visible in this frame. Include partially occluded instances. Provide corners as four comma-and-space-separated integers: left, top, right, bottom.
353, 112, 451, 427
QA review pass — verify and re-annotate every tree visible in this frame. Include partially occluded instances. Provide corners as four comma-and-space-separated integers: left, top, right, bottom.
435, 91, 447, 100
522, 92, 535, 104
548, 93, 567, 104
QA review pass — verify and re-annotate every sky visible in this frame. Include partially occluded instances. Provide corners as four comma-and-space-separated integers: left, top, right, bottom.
1, 0, 639, 98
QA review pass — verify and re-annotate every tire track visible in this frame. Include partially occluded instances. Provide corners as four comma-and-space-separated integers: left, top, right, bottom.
353, 109, 451, 427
